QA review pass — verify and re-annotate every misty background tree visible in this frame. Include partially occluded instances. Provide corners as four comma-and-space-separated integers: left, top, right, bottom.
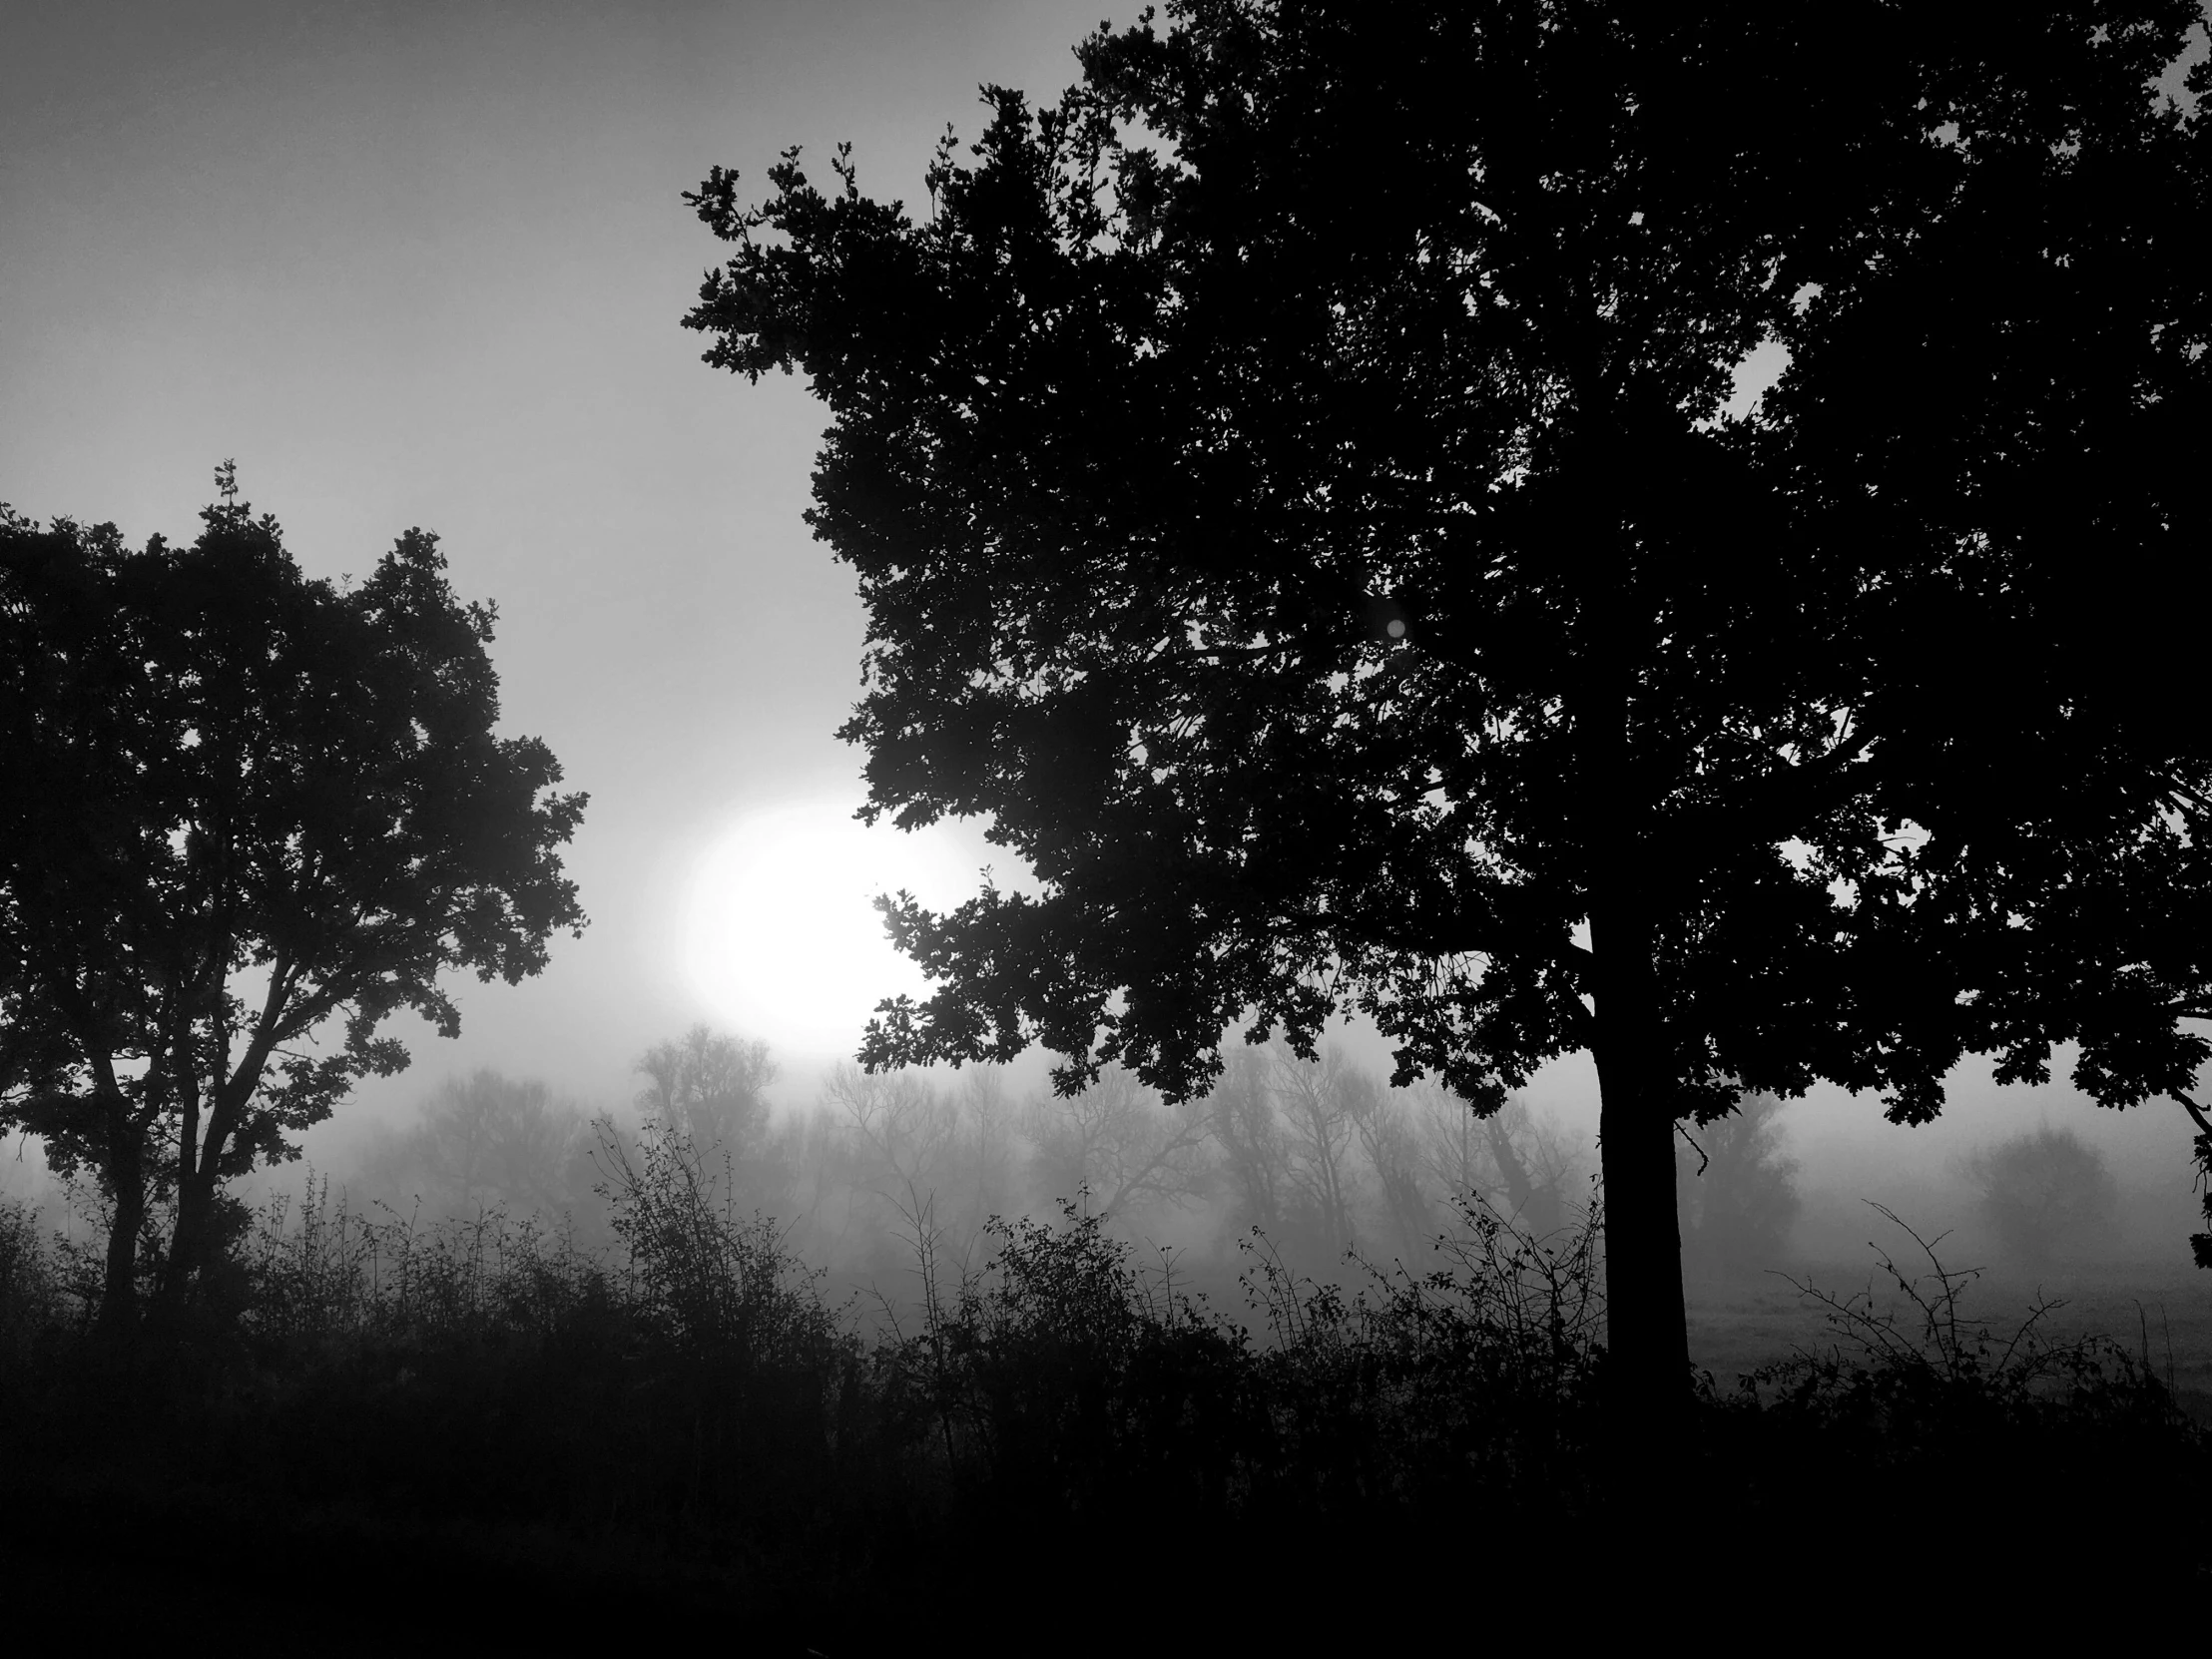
1961, 1124, 2121, 1267
1674, 1094, 1801, 1275
355, 1070, 593, 1219
1023, 1061, 1211, 1224
0, 474, 587, 1324
637, 1024, 777, 1150
684, 1, 2212, 1407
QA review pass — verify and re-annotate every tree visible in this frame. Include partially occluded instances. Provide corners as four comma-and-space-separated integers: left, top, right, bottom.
1480, 1101, 1579, 1244
1674, 1093, 1800, 1274
1960, 1124, 2120, 1267
358, 1070, 591, 1218
1208, 1046, 1292, 1240
824, 1062, 962, 1273
1024, 1062, 1212, 1223
0, 475, 586, 1324
638, 1025, 776, 1150
1267, 1041, 1366, 1256
1347, 1070, 1433, 1264
683, 2, 2212, 1406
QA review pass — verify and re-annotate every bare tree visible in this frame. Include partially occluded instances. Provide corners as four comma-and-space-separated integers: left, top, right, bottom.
637, 1027, 775, 1152
937, 1066, 1022, 1255
1271, 1043, 1365, 1255
1349, 1081, 1434, 1264
1484, 1103, 1576, 1241
1412, 1080, 1490, 1203
1210, 1046, 1291, 1241
1025, 1065, 1213, 1225
1408, 1087, 1580, 1242
635, 1026, 783, 1215
825, 1064, 960, 1275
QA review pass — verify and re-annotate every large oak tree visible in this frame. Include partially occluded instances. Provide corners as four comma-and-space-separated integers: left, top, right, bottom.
683, 0, 2211, 1406
0, 475, 587, 1324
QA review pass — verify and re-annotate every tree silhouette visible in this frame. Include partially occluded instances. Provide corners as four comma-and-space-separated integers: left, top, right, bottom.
0, 479, 586, 1324
683, 2, 2212, 1406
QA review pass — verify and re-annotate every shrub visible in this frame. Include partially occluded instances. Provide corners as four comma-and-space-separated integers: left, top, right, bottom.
1725, 1204, 2197, 1596
0, 1200, 67, 1357
880, 1184, 1612, 1545
0, 1164, 2199, 1631
593, 1113, 843, 1369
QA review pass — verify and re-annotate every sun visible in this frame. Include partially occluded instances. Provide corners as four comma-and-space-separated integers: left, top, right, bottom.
684, 798, 985, 1060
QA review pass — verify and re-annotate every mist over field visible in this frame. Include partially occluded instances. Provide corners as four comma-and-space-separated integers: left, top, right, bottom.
15, 1022, 2200, 1389
7, 1, 2211, 1639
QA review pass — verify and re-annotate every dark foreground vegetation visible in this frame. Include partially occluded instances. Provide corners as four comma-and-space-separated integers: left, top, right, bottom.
3, 1130, 2201, 1646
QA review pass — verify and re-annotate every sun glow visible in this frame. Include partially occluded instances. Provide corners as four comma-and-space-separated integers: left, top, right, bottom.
684, 799, 986, 1059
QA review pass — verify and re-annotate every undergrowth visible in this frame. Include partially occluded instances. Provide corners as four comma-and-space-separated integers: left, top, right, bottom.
0, 1145, 2201, 1640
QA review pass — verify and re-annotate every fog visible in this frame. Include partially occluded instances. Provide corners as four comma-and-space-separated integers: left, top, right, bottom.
9, 6, 2211, 1630
6, 0, 2206, 1364
1, 0, 1113, 1111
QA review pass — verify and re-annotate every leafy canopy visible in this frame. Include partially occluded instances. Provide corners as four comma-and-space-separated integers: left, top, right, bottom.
684, 1, 2211, 1135
0, 481, 587, 1219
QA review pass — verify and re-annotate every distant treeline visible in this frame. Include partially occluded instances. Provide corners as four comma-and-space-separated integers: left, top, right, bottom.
333, 1028, 1805, 1290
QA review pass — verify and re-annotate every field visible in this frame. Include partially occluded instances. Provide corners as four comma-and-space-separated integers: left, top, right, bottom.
1687, 1256, 2212, 1419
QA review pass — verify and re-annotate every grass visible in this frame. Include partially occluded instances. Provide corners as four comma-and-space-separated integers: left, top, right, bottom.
1684, 1215, 2212, 1421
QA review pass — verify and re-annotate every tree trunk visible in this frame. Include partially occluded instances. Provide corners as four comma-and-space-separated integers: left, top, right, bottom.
1593, 1047, 1690, 1407
98, 1094, 146, 1332
1588, 913, 1692, 1424
160, 1079, 240, 1308
162, 1157, 215, 1306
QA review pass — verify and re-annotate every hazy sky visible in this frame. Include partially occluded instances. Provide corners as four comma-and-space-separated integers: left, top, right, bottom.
3, 2, 2200, 1206
2, 0, 1118, 1107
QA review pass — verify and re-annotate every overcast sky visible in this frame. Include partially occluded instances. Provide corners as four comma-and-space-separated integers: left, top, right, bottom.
3, 2, 2199, 1210
2, 0, 1120, 1110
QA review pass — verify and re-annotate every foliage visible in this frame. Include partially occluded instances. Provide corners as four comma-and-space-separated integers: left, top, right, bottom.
593, 1113, 843, 1367
1959, 1123, 2121, 1265
882, 1183, 1612, 1535
0, 1174, 2200, 1630
0, 475, 586, 1321
1733, 1207, 2193, 1543
682, 0, 2212, 1386
0, 1200, 66, 1360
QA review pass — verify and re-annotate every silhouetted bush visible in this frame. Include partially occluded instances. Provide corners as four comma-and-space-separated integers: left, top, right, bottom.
1698, 1206, 2200, 1607
0, 1200, 66, 1359
0, 1174, 2201, 1637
